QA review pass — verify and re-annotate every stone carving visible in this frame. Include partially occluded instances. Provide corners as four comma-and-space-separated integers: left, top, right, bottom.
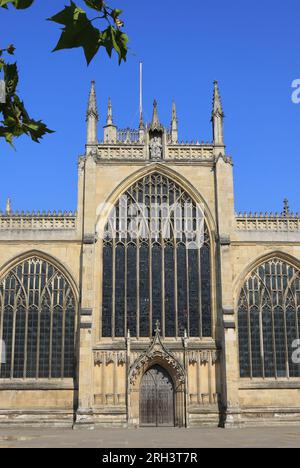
166, 146, 214, 161
129, 321, 186, 385
188, 350, 219, 365
200, 350, 210, 365
188, 352, 198, 365
149, 136, 163, 160
97, 146, 145, 160
211, 350, 218, 365
78, 157, 85, 171
0, 211, 77, 230
94, 351, 126, 366
117, 129, 140, 143
236, 213, 300, 232
117, 352, 127, 365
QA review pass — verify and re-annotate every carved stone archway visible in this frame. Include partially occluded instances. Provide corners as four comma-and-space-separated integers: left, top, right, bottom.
127, 322, 187, 427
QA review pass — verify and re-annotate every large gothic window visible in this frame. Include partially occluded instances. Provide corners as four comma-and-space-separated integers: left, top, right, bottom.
238, 258, 300, 379
102, 172, 212, 339
0, 257, 77, 379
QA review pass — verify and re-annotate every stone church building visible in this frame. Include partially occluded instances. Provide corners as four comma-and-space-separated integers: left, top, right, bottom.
0, 81, 300, 428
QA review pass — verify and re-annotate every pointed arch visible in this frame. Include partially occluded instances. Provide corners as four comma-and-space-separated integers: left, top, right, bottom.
0, 250, 79, 302
236, 251, 300, 379
95, 163, 216, 241
100, 169, 213, 340
0, 251, 78, 380
129, 330, 186, 387
234, 250, 300, 306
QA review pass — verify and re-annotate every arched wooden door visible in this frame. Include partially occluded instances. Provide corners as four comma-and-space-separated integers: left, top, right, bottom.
140, 365, 175, 427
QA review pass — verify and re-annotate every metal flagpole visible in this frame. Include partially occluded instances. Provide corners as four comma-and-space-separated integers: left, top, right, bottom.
139, 61, 143, 120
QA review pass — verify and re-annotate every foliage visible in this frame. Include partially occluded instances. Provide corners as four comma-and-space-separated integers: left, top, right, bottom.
0, 46, 53, 147
0, 1, 129, 148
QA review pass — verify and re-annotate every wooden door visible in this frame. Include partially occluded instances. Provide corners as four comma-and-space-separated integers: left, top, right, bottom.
140, 365, 174, 427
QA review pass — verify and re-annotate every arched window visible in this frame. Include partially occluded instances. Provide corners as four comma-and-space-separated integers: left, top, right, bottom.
0, 257, 77, 379
102, 172, 212, 339
238, 257, 300, 378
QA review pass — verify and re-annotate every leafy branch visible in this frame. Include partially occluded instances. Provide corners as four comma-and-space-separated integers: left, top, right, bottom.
1, 0, 129, 65
0, 47, 53, 146
0, 1, 129, 149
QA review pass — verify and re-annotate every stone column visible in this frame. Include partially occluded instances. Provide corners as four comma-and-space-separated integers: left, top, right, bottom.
214, 155, 241, 427
74, 152, 97, 429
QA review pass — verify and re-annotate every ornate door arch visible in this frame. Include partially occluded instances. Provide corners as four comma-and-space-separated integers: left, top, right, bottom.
128, 322, 186, 427
140, 365, 175, 427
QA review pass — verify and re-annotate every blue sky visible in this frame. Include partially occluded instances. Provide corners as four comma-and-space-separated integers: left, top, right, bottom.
1, 0, 300, 213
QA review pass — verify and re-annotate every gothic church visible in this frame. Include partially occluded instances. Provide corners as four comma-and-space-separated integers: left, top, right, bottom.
0, 81, 300, 428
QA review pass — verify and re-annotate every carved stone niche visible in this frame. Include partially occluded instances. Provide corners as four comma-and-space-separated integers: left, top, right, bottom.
149, 130, 163, 160
188, 350, 219, 366
94, 351, 126, 366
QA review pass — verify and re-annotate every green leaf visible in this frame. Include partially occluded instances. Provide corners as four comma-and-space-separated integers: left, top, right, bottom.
48, 2, 102, 65
0, 59, 53, 147
4, 62, 18, 95
0, 0, 34, 9
83, 0, 104, 11
100, 26, 128, 64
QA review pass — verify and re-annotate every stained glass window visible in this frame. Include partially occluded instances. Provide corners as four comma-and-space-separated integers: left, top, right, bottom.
0, 257, 76, 379
238, 258, 300, 378
102, 173, 212, 339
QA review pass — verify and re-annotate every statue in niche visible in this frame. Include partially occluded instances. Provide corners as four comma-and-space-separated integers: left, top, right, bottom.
149, 136, 163, 160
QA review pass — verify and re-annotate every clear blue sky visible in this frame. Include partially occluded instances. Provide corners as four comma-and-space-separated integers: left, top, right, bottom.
1, 0, 300, 213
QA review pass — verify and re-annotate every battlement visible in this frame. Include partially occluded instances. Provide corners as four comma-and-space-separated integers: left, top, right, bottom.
0, 210, 77, 230
236, 212, 300, 232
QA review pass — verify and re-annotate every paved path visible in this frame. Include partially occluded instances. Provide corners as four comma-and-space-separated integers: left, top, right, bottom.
0, 426, 300, 448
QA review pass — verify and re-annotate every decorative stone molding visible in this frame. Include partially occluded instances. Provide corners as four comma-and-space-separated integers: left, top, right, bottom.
189, 392, 220, 406
117, 128, 140, 143
0, 212, 77, 231
94, 141, 219, 163
236, 213, 300, 232
188, 350, 219, 365
219, 235, 231, 246
211, 350, 218, 365
128, 322, 186, 385
200, 350, 210, 365
188, 352, 198, 365
94, 351, 126, 366
223, 321, 236, 330
97, 146, 145, 160
78, 156, 85, 171
166, 145, 214, 161
80, 322, 92, 329
83, 234, 96, 245
215, 153, 233, 166
80, 308, 93, 317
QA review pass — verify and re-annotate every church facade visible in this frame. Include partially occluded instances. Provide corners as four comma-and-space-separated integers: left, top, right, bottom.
0, 81, 300, 428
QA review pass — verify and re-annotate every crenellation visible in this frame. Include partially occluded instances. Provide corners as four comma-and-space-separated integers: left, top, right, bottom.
236, 211, 300, 231
0, 211, 77, 230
